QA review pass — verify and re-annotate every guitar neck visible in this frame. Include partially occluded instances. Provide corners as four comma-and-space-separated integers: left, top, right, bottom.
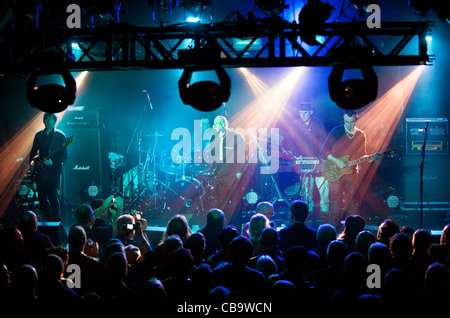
45, 136, 73, 159
348, 154, 378, 167
46, 144, 64, 159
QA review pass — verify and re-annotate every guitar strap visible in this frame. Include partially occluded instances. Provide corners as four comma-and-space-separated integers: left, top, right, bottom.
44, 130, 55, 158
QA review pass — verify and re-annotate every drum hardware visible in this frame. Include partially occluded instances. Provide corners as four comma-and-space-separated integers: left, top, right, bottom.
160, 149, 186, 176
14, 176, 39, 206
120, 101, 214, 215
257, 140, 291, 208
123, 95, 155, 210
122, 129, 206, 215
108, 152, 124, 195
142, 131, 166, 138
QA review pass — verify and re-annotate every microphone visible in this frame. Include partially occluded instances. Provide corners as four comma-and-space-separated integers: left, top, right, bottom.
142, 90, 153, 110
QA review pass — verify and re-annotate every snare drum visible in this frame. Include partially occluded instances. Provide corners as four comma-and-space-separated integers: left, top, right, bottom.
160, 149, 183, 175
186, 147, 213, 174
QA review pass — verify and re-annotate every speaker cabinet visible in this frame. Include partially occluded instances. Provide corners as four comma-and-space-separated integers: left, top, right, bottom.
60, 108, 104, 209
403, 156, 450, 202
37, 222, 68, 246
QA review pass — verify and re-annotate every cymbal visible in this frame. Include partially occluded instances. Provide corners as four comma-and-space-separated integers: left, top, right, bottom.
143, 132, 166, 137
139, 149, 154, 154
108, 152, 124, 160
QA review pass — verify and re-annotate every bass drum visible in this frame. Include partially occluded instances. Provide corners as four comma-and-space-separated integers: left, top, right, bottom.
162, 177, 205, 216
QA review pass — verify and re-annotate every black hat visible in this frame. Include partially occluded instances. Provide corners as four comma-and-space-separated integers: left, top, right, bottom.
297, 102, 313, 111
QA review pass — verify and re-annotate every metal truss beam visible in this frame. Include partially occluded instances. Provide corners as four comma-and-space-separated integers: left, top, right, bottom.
0, 20, 432, 73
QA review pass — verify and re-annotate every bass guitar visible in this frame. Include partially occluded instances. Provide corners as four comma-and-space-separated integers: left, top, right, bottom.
29, 135, 74, 180
322, 148, 397, 183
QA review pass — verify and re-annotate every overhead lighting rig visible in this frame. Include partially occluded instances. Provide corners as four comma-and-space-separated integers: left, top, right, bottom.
24, 52, 77, 113
178, 47, 231, 111
183, 0, 211, 14
409, 0, 450, 24
298, 0, 335, 46
349, 0, 379, 16
255, 0, 288, 17
328, 46, 378, 110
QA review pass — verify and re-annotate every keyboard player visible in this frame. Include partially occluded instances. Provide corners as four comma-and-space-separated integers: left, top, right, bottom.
285, 102, 330, 223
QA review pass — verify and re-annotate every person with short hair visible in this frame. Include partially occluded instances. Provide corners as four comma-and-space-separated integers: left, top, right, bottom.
278, 200, 318, 253
29, 112, 68, 221
198, 208, 225, 259
321, 110, 374, 227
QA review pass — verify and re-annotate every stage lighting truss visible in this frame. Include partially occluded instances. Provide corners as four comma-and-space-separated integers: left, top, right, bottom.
0, 20, 432, 73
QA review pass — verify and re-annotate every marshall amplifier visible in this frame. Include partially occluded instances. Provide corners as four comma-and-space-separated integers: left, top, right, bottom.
62, 106, 100, 127
406, 118, 448, 155
59, 107, 104, 209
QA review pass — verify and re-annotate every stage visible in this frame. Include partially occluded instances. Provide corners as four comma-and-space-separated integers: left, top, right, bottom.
0, 0, 449, 237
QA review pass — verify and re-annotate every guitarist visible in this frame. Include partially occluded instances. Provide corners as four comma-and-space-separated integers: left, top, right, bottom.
29, 113, 68, 222
320, 110, 377, 227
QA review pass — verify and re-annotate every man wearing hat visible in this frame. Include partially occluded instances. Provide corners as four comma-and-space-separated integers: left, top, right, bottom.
286, 102, 329, 224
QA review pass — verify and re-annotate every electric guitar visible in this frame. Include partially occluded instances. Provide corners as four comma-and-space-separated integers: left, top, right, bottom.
29, 135, 74, 180
322, 148, 397, 183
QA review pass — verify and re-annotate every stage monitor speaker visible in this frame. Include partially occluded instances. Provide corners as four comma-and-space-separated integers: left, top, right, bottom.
145, 226, 165, 248
403, 156, 450, 202
37, 222, 68, 246
60, 107, 104, 209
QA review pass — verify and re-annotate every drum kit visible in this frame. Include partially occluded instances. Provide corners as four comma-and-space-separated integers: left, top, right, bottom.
109, 131, 218, 218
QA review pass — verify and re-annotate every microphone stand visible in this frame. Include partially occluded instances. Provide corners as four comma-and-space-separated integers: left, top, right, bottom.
126, 105, 147, 156
124, 93, 149, 210
419, 121, 429, 229
125, 90, 152, 155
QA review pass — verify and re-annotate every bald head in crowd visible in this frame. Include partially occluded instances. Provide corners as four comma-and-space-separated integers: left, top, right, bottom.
256, 202, 274, 221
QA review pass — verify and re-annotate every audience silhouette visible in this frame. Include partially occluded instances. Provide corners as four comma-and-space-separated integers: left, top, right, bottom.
1, 197, 449, 301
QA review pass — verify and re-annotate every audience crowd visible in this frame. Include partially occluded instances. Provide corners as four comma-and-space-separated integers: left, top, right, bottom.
0, 197, 449, 300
